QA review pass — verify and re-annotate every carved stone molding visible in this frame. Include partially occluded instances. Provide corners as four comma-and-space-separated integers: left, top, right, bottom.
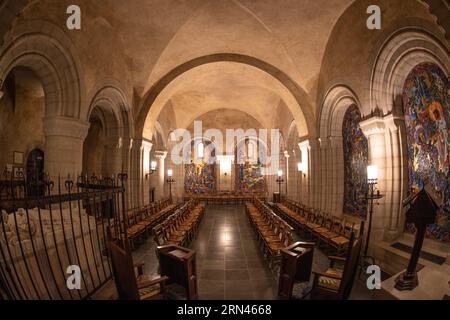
43, 117, 90, 140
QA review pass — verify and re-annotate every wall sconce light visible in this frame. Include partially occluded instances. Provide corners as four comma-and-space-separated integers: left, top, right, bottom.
297, 162, 306, 177
151, 161, 157, 172
276, 170, 284, 195
220, 158, 232, 176
197, 141, 204, 159
145, 160, 158, 179
166, 169, 175, 199
367, 165, 378, 184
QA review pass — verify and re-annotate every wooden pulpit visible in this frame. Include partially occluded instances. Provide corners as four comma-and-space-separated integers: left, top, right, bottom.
395, 187, 439, 291
157, 244, 198, 300
278, 241, 315, 299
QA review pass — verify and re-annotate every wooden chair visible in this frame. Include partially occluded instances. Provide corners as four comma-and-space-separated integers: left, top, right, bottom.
310, 232, 362, 300
157, 245, 198, 300
278, 241, 315, 300
329, 221, 355, 255
109, 239, 168, 300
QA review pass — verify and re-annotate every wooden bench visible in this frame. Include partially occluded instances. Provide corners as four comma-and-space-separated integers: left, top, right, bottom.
184, 192, 267, 205
153, 200, 205, 247
274, 199, 363, 256
110, 198, 178, 248
246, 198, 294, 268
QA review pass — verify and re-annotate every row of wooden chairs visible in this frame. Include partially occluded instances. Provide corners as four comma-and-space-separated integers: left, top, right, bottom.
153, 200, 205, 247
111, 198, 177, 248
274, 199, 362, 256
184, 192, 267, 205
245, 198, 294, 268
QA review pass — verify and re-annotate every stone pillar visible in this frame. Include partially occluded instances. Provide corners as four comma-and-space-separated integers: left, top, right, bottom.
319, 138, 329, 211
154, 150, 167, 200
141, 140, 153, 205
360, 116, 386, 258
284, 151, 290, 197
384, 115, 405, 240
307, 140, 320, 208
121, 137, 133, 209
360, 114, 405, 258
44, 117, 89, 185
328, 136, 344, 215
298, 140, 312, 205
103, 139, 122, 177
287, 150, 298, 200
129, 139, 152, 208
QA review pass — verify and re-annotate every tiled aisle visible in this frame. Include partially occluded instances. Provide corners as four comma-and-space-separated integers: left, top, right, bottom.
131, 204, 373, 300
191, 205, 278, 300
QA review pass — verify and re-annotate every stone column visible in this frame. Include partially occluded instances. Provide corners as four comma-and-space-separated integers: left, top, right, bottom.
287, 150, 298, 200
284, 151, 290, 197
129, 139, 152, 208
44, 117, 89, 186
307, 140, 320, 208
154, 150, 167, 200
141, 140, 153, 205
298, 140, 311, 205
121, 137, 133, 209
328, 136, 344, 215
319, 138, 329, 211
360, 115, 405, 258
103, 139, 122, 177
384, 115, 405, 240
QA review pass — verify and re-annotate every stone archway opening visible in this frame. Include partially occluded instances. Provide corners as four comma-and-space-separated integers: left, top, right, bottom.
0, 67, 45, 181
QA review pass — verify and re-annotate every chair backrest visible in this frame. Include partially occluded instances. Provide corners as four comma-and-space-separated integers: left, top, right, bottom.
154, 225, 167, 245
109, 240, 140, 300
342, 222, 355, 238
338, 232, 363, 299
331, 218, 342, 233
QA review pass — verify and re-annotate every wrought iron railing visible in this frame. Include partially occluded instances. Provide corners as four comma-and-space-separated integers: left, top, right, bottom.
0, 173, 129, 300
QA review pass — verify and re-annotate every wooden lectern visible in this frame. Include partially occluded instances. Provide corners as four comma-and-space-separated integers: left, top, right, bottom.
157, 244, 198, 300
395, 187, 439, 291
278, 241, 315, 299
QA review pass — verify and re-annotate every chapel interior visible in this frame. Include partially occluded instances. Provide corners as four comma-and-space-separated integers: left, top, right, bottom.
0, 0, 449, 301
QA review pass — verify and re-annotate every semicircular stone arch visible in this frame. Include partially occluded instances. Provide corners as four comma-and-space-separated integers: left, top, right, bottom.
314, 85, 365, 214
85, 83, 133, 179
0, 20, 85, 119
136, 53, 315, 140
369, 27, 450, 116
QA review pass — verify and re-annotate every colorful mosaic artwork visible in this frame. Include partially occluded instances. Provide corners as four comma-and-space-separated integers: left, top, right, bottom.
184, 163, 216, 193
342, 104, 369, 217
403, 62, 450, 242
235, 162, 266, 193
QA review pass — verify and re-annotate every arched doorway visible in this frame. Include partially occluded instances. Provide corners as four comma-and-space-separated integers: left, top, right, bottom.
26, 148, 44, 197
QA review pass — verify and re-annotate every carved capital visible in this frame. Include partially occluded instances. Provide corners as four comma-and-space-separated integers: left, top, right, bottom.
359, 116, 386, 137
155, 150, 168, 160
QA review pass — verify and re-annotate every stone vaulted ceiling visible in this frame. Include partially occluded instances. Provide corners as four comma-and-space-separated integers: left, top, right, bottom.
15, 0, 360, 140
